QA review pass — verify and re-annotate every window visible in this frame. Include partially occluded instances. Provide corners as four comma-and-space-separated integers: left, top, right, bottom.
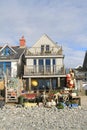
53, 59, 55, 65
39, 59, 44, 72
52, 78, 57, 90
46, 59, 50, 65
0, 62, 11, 77
41, 45, 44, 53
53, 59, 56, 73
45, 59, 50, 72
39, 59, 43, 65
5, 62, 11, 76
46, 45, 50, 52
34, 59, 36, 65
1, 47, 13, 56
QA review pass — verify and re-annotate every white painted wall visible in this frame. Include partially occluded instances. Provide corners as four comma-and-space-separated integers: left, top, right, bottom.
26, 59, 33, 66
25, 34, 64, 73
11, 62, 17, 77
29, 34, 60, 54
56, 58, 63, 66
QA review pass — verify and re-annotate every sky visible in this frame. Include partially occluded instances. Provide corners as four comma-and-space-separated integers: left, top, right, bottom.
0, 0, 87, 68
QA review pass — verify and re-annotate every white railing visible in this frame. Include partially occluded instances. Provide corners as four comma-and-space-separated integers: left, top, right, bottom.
26, 46, 62, 56
24, 65, 65, 76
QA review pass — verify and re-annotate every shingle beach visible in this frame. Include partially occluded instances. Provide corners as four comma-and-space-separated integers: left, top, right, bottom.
0, 96, 87, 130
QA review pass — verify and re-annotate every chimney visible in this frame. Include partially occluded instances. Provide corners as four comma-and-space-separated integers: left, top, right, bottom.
19, 36, 26, 48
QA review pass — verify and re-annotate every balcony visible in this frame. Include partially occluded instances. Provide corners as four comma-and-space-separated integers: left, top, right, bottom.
24, 65, 65, 76
25, 46, 63, 56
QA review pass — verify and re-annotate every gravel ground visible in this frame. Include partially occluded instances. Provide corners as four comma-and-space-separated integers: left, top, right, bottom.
0, 96, 87, 130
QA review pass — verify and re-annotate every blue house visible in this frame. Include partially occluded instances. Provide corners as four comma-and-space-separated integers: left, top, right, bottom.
0, 37, 26, 79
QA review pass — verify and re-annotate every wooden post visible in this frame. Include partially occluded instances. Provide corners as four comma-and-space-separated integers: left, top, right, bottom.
58, 77, 60, 87
29, 78, 31, 91
4, 74, 7, 103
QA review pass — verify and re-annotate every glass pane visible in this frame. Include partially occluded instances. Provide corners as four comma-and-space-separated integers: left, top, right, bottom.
5, 62, 11, 76
46, 59, 50, 65
41, 45, 44, 53
1, 47, 13, 56
46, 45, 49, 51
53, 59, 55, 65
34, 59, 36, 65
39, 59, 43, 65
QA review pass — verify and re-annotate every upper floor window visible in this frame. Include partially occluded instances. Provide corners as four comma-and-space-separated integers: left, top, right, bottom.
1, 47, 13, 56
34, 59, 36, 65
39, 59, 43, 65
41, 45, 44, 53
53, 59, 55, 65
46, 59, 50, 65
46, 45, 50, 52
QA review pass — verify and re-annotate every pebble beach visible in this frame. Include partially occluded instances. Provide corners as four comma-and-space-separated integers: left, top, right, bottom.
0, 96, 87, 130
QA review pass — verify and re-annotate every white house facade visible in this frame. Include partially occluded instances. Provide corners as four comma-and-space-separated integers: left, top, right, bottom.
23, 34, 66, 91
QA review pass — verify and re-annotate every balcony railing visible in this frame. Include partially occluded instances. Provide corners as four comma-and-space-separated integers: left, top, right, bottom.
24, 65, 65, 76
26, 46, 63, 56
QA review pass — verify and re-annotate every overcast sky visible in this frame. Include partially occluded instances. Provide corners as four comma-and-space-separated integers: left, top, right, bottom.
0, 0, 87, 68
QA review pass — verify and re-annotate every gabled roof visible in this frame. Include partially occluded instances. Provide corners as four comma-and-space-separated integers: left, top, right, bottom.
13, 47, 26, 59
32, 34, 59, 48
0, 44, 26, 60
0, 44, 17, 54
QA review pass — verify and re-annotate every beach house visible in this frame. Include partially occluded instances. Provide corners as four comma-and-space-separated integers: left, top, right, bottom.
23, 34, 66, 91
0, 36, 26, 79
